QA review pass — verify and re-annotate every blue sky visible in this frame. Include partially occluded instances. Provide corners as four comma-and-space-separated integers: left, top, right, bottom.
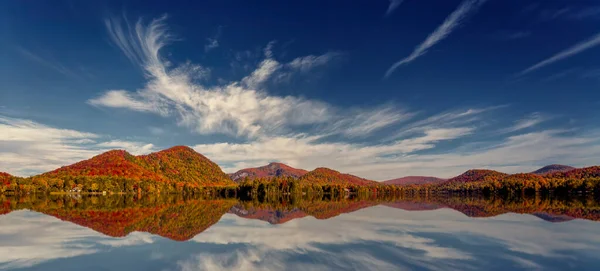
1, 0, 600, 179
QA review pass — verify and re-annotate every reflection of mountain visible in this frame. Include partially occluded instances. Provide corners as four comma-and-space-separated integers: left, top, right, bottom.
379, 196, 600, 223
382, 201, 443, 211
2, 195, 600, 241
229, 205, 308, 224
230, 199, 379, 223
531, 212, 575, 223
3, 195, 236, 241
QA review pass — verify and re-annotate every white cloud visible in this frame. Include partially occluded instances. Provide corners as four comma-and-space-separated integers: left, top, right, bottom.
503, 113, 548, 133
287, 51, 342, 72
0, 210, 156, 270
0, 115, 156, 176
182, 206, 600, 270
88, 90, 166, 115
90, 17, 393, 139
384, 0, 486, 78
204, 38, 219, 52
194, 128, 600, 180
16, 47, 84, 80
518, 32, 600, 76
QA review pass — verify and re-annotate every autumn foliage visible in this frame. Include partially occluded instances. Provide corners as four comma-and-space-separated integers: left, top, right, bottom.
299, 167, 378, 187
229, 162, 308, 182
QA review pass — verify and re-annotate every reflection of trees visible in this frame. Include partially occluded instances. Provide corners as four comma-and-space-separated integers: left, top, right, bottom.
1, 194, 236, 241
1, 194, 600, 241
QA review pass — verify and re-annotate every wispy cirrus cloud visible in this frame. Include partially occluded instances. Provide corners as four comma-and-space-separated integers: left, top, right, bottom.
204, 26, 223, 52
384, 0, 405, 17
518, 32, 600, 76
384, 0, 486, 78
502, 113, 549, 133
490, 30, 531, 41
539, 6, 600, 21
90, 16, 386, 139
15, 47, 84, 79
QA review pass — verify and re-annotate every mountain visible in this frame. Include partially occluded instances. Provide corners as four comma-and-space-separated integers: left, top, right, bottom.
445, 169, 508, 183
299, 167, 378, 186
532, 164, 575, 175
41, 146, 236, 188
383, 176, 446, 185
137, 146, 233, 187
229, 162, 308, 182
545, 166, 600, 179
43, 150, 166, 182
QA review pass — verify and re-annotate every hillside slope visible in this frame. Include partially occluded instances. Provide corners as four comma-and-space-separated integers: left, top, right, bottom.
229, 162, 308, 182
532, 164, 575, 175
299, 167, 378, 186
40, 146, 236, 188
137, 146, 234, 187
384, 176, 446, 185
445, 169, 508, 184
42, 150, 166, 182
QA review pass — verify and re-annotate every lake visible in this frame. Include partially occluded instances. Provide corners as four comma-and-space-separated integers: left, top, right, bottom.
1, 195, 600, 271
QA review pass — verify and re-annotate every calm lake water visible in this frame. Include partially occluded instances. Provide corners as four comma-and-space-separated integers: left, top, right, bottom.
1, 195, 600, 271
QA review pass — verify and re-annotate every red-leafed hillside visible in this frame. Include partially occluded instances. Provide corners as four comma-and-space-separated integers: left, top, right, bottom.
0, 172, 12, 186
229, 162, 308, 182
383, 176, 446, 185
40, 146, 236, 188
43, 150, 166, 182
299, 167, 378, 186
545, 166, 600, 179
531, 164, 575, 175
445, 169, 508, 184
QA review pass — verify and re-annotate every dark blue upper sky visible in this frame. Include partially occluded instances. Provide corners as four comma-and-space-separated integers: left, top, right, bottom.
1, 0, 599, 179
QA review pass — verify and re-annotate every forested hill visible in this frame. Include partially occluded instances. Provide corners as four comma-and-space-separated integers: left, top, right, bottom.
0, 172, 13, 185
136, 146, 233, 187
229, 162, 308, 182
17, 146, 238, 193
299, 167, 379, 186
532, 164, 575, 175
445, 169, 508, 184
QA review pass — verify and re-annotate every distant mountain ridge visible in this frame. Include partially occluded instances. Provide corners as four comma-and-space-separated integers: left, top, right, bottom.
299, 167, 378, 186
531, 164, 575, 175
383, 176, 446, 185
229, 162, 308, 182
445, 169, 508, 184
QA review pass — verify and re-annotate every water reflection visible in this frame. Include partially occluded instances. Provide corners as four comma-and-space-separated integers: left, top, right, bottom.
1, 195, 600, 270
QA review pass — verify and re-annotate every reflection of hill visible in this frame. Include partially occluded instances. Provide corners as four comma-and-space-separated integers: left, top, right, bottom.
382, 201, 443, 211
532, 212, 575, 223
299, 200, 380, 219
229, 205, 308, 224
230, 198, 380, 223
2, 194, 600, 241
2, 195, 236, 241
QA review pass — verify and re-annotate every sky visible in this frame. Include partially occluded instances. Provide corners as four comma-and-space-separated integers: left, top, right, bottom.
1, 0, 600, 180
